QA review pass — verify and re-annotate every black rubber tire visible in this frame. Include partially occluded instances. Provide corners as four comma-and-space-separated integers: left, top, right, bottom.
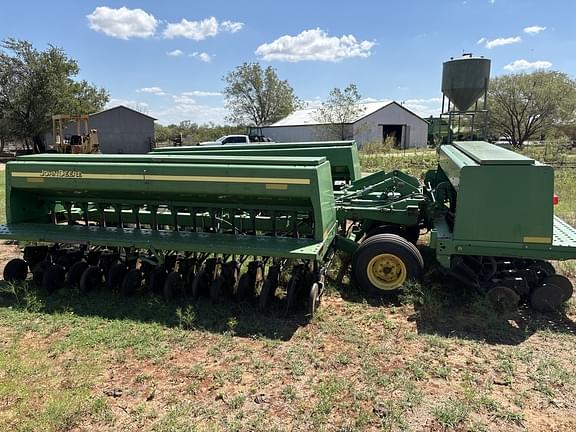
365, 224, 420, 245
210, 277, 223, 302
66, 261, 88, 287
33, 261, 50, 287
530, 282, 565, 312
285, 275, 300, 311
163, 271, 182, 301
184, 267, 196, 296
352, 234, 423, 296
543, 275, 573, 302
236, 273, 252, 300
486, 285, 520, 313
107, 263, 127, 290
3, 258, 28, 282
42, 264, 65, 294
80, 266, 102, 292
259, 279, 276, 310
121, 268, 142, 296
307, 282, 320, 319
191, 270, 209, 299
148, 267, 167, 294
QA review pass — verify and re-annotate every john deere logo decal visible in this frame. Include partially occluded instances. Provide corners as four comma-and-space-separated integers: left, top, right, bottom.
40, 170, 83, 178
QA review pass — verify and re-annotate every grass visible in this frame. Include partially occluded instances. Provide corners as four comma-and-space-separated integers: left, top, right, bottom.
0, 151, 575, 431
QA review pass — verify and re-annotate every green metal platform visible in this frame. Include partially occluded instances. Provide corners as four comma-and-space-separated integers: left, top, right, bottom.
0, 223, 329, 259
431, 215, 576, 267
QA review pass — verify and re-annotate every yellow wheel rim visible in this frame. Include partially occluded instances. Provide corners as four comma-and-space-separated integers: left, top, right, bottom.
366, 253, 407, 290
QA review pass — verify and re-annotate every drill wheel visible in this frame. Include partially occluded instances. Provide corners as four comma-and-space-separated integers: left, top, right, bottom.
42, 264, 65, 294
80, 266, 103, 292
486, 285, 520, 313
163, 271, 183, 301
3, 258, 28, 282
543, 275, 573, 302
66, 261, 88, 288
530, 282, 565, 313
307, 282, 320, 319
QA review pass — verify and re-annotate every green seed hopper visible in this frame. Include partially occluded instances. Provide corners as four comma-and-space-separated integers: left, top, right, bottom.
152, 140, 362, 183
3, 153, 337, 260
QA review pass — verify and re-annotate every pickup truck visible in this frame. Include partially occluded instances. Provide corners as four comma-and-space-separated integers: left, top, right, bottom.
199, 134, 274, 146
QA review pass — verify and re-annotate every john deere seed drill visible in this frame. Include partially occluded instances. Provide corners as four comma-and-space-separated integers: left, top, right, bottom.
1, 55, 575, 316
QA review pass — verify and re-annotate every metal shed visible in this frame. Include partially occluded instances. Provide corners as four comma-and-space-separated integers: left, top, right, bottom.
261, 101, 428, 149
89, 105, 156, 154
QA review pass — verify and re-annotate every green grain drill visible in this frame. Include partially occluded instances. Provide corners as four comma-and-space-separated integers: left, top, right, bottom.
1, 56, 575, 316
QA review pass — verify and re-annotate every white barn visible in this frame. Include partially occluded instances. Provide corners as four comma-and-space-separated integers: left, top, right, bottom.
261, 101, 428, 148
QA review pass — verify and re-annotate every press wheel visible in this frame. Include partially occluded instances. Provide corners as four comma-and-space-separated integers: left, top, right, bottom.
236, 273, 252, 300
33, 261, 50, 287
42, 264, 65, 294
191, 269, 210, 299
149, 266, 167, 295
80, 266, 103, 292
486, 285, 520, 312
163, 271, 183, 301
543, 275, 573, 302
259, 279, 276, 310
307, 282, 320, 319
530, 283, 565, 312
121, 268, 142, 296
3, 258, 28, 282
210, 277, 223, 302
66, 261, 88, 287
107, 263, 127, 290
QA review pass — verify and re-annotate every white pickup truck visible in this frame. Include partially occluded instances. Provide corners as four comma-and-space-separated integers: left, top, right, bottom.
199, 134, 274, 146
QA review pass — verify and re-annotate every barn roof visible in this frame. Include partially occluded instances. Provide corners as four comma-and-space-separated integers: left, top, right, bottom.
269, 101, 394, 127
92, 105, 157, 121
267, 100, 428, 128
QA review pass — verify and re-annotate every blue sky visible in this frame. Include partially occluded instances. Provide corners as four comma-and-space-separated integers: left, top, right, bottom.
1, 0, 574, 125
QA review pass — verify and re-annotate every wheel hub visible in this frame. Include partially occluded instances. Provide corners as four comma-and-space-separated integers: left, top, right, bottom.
367, 253, 407, 290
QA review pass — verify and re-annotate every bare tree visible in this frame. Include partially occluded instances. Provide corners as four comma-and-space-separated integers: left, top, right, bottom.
314, 84, 365, 140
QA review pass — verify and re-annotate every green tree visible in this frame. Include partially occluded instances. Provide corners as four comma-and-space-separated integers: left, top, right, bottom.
223, 62, 301, 126
488, 71, 576, 147
0, 38, 109, 152
314, 84, 365, 140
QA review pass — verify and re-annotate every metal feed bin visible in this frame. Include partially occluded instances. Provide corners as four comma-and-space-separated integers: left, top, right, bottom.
442, 56, 491, 112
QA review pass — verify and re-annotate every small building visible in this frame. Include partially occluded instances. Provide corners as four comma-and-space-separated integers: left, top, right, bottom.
261, 101, 428, 148
89, 105, 156, 154
45, 105, 156, 154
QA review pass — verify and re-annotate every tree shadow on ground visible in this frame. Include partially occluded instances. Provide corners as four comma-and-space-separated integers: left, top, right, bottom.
0, 281, 308, 341
330, 271, 576, 346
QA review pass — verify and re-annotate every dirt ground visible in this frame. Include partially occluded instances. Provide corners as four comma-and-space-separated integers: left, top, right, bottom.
0, 240, 575, 431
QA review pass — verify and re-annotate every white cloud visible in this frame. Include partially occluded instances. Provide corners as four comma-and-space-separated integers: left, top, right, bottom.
182, 91, 222, 97
155, 98, 227, 125
87, 6, 157, 39
476, 37, 486, 45
484, 36, 522, 49
167, 49, 184, 57
504, 59, 552, 72
163, 16, 244, 40
137, 87, 167, 96
221, 20, 244, 33
190, 52, 212, 62
255, 28, 375, 62
524, 25, 546, 35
